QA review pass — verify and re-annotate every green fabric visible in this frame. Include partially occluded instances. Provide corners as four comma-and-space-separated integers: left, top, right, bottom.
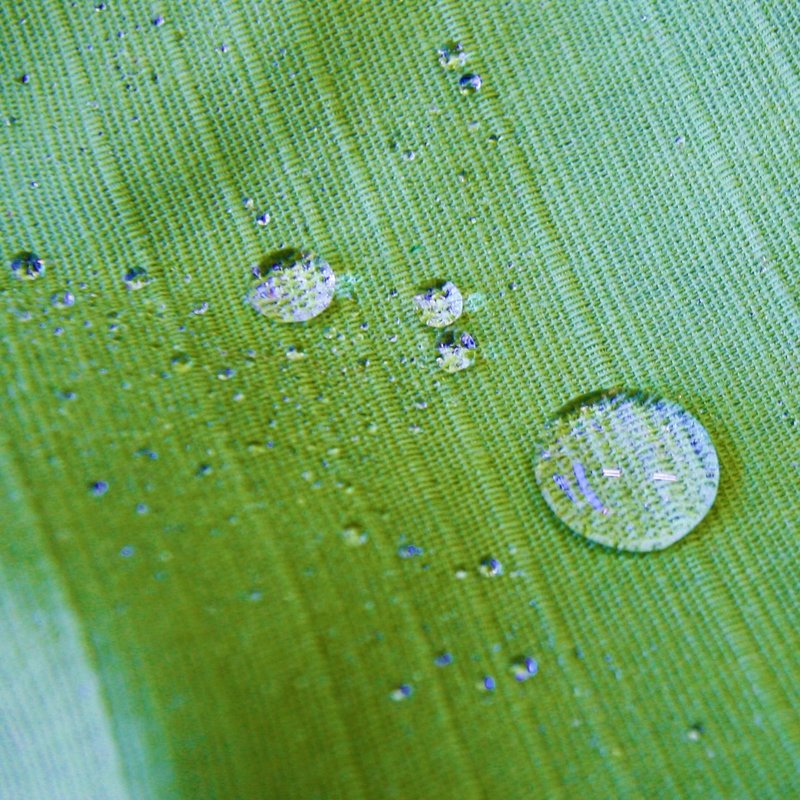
2, 1, 798, 798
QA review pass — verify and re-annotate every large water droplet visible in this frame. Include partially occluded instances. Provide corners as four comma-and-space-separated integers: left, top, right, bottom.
534, 389, 719, 552
413, 281, 463, 328
247, 253, 335, 323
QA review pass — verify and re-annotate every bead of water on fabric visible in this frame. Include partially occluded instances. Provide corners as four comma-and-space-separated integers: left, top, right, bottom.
459, 73, 483, 93
437, 42, 468, 70
247, 253, 335, 323
123, 266, 150, 290
413, 281, 463, 328
389, 684, 413, 701
89, 480, 109, 496
534, 389, 719, 552
510, 656, 539, 682
10, 251, 44, 281
478, 557, 503, 577
340, 523, 368, 547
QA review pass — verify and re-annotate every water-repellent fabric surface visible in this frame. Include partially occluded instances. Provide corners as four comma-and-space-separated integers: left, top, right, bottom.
1, 2, 798, 798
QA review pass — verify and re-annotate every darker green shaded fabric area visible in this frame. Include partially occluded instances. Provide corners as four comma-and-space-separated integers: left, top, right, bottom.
1, 1, 798, 798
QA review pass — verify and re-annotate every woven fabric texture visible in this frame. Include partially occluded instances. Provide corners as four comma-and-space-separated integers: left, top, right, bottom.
1, 1, 798, 798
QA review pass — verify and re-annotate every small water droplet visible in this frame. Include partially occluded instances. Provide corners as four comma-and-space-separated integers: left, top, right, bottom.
171, 352, 192, 372
119, 545, 134, 558
152, 15, 165, 27
534, 389, 720, 552
674, 135, 686, 148
413, 281, 463, 328
478, 557, 503, 577
50, 291, 75, 308
216, 367, 235, 381
478, 675, 496, 692
123, 267, 150, 290
247, 253, 335, 323
340, 524, 368, 547
434, 652, 453, 667
389, 684, 413, 701
10, 251, 44, 281
285, 346, 306, 361
437, 42, 468, 70
397, 544, 423, 559
256, 212, 271, 226
686, 723, 704, 742
436, 332, 477, 373
89, 480, 109, 496
458, 73, 483, 94
401, 150, 416, 161
196, 463, 213, 477
510, 656, 539, 682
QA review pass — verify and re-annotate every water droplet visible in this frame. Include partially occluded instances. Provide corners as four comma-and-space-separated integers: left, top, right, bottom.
413, 281, 463, 328
119, 545, 135, 558
436, 332, 477, 373
216, 367, 235, 381
478, 557, 503, 577
196, 464, 213, 477
434, 652, 453, 667
89, 480, 109, 496
686, 723, 704, 741
459, 73, 483, 94
256, 212, 271, 226
10, 251, 44, 281
510, 656, 539, 682
534, 389, 720, 552
171, 352, 192, 372
340, 524, 368, 547
397, 544, 423, 559
247, 253, 335, 323
50, 291, 75, 308
437, 42, 468, 70
389, 684, 413, 701
401, 150, 416, 161
123, 267, 150, 290
152, 14, 165, 27
478, 675, 496, 692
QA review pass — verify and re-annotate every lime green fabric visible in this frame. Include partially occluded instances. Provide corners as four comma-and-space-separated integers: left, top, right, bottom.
1, 1, 798, 798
